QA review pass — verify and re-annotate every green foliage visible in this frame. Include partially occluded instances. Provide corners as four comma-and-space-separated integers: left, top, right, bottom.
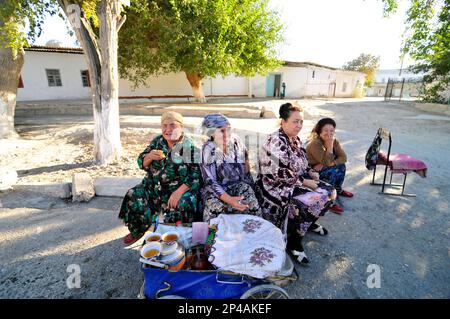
382, 0, 450, 103
381, 0, 399, 16
0, 0, 59, 58
342, 53, 380, 86
118, 0, 284, 87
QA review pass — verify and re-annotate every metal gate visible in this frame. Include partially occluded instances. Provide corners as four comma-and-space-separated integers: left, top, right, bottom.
384, 78, 405, 102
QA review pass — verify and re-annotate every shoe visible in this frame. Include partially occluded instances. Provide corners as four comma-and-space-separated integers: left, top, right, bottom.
339, 190, 354, 198
309, 223, 328, 236
330, 203, 344, 215
123, 233, 143, 246
291, 250, 309, 265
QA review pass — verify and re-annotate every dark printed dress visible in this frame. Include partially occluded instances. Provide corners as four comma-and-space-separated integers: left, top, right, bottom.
200, 134, 261, 221
255, 129, 336, 248
118, 134, 202, 238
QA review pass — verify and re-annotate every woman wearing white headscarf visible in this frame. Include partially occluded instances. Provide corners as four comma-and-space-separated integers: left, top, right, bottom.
119, 112, 202, 245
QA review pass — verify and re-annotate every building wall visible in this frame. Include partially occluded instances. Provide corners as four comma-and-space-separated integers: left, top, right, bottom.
17, 51, 91, 101
120, 73, 249, 98
250, 75, 267, 98
119, 73, 193, 98
204, 75, 249, 96
335, 71, 364, 98
16, 49, 366, 101
279, 67, 309, 98
303, 66, 334, 97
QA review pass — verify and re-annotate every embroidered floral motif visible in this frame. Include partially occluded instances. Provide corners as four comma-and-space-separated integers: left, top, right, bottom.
243, 219, 263, 233
250, 247, 275, 267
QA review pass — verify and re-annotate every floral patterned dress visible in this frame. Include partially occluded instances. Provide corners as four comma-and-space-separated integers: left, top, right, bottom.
118, 134, 202, 238
255, 128, 336, 246
200, 134, 261, 221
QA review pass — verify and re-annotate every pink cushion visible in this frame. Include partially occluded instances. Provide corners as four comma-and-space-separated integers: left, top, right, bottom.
378, 151, 427, 178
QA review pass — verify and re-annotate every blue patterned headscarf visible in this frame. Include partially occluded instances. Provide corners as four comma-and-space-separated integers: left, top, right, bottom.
201, 113, 230, 136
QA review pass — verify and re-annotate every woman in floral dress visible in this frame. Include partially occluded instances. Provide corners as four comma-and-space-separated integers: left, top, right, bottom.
200, 113, 261, 221
255, 103, 337, 264
118, 112, 202, 245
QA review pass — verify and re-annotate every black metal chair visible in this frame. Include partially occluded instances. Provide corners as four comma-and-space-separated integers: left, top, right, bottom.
365, 128, 427, 197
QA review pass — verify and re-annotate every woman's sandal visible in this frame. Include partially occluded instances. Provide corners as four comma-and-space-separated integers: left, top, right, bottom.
123, 233, 143, 246
339, 190, 354, 198
309, 223, 328, 236
291, 250, 310, 265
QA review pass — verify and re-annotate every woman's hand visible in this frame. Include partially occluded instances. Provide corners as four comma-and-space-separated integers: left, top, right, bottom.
168, 184, 190, 209
323, 134, 335, 152
303, 179, 318, 190
229, 196, 249, 211
309, 170, 320, 181
313, 163, 324, 172
143, 150, 166, 168
220, 194, 249, 212
168, 189, 183, 209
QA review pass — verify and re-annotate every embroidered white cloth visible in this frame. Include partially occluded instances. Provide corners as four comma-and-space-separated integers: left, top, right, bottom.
209, 214, 286, 279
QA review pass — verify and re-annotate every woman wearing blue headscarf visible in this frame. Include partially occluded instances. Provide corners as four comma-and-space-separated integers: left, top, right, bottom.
200, 113, 261, 221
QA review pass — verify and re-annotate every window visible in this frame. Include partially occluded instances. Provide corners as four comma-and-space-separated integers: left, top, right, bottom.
342, 82, 347, 92
81, 70, 90, 87
312, 70, 315, 78
46, 69, 62, 87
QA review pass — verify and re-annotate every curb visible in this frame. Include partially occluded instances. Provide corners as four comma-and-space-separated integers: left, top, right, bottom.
12, 177, 142, 200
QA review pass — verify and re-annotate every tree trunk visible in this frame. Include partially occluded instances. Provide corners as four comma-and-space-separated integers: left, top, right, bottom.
61, 0, 123, 164
95, 0, 122, 163
0, 46, 23, 139
185, 72, 206, 103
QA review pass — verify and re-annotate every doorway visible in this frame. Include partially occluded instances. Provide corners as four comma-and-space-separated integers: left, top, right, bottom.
266, 73, 282, 97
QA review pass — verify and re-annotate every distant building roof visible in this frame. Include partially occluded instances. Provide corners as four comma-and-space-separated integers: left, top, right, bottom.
24, 45, 83, 54
22, 46, 364, 76
283, 61, 338, 70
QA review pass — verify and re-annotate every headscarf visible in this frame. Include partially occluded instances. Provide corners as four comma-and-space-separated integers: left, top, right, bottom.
201, 113, 230, 137
161, 111, 184, 125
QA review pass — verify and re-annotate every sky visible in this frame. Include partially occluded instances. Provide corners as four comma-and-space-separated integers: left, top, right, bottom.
33, 0, 412, 70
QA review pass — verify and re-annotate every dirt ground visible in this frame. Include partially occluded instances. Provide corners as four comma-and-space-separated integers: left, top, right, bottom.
0, 98, 449, 299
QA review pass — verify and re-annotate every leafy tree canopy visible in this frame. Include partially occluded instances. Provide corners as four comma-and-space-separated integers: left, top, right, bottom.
382, 0, 450, 103
342, 53, 380, 86
118, 0, 285, 88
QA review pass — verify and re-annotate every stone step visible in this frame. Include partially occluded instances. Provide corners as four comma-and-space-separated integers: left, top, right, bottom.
13, 182, 72, 199
94, 177, 142, 197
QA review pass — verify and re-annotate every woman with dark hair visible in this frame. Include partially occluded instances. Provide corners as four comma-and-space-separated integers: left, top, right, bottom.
306, 118, 353, 215
255, 103, 336, 264
200, 113, 261, 222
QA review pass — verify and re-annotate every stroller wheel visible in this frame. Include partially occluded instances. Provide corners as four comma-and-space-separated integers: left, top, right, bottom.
158, 295, 186, 299
240, 284, 290, 299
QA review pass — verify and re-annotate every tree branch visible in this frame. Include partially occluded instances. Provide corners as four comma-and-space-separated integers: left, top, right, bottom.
117, 15, 126, 32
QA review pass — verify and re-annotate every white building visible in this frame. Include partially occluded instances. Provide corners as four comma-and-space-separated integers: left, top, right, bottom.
17, 45, 365, 101
366, 68, 424, 98
374, 69, 423, 84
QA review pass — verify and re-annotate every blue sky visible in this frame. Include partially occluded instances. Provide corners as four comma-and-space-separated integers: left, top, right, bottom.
33, 0, 411, 69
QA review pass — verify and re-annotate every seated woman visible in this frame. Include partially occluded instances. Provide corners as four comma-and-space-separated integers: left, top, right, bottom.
200, 113, 261, 222
118, 112, 202, 246
255, 103, 336, 264
306, 118, 353, 215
